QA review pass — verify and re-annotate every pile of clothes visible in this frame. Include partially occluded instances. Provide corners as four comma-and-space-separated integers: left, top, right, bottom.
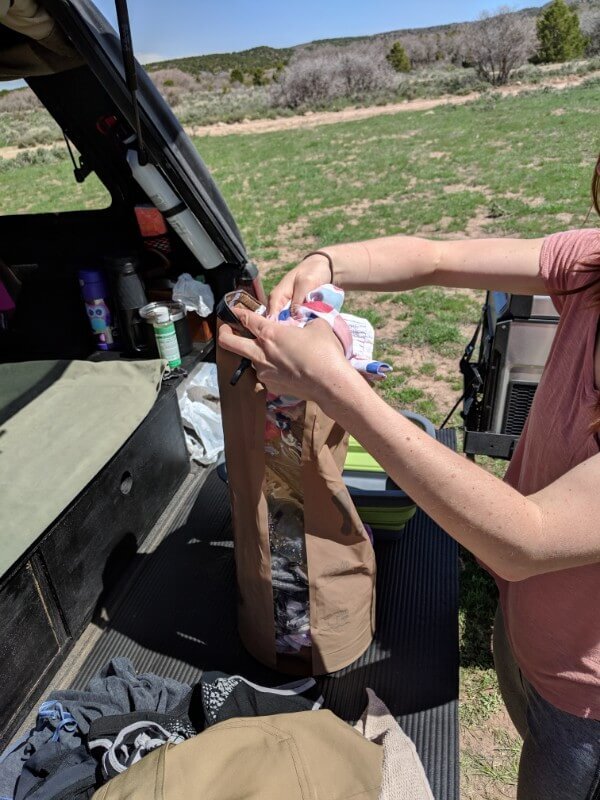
0, 658, 433, 800
0, 658, 322, 800
268, 497, 311, 654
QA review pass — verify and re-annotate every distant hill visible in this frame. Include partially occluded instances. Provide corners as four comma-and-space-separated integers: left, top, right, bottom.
147, 46, 293, 76
146, 1, 599, 76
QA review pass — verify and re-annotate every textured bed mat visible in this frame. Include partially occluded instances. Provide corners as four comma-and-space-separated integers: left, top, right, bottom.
71, 430, 459, 799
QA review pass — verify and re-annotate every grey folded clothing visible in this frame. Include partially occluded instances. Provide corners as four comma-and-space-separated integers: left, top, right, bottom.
50, 657, 193, 736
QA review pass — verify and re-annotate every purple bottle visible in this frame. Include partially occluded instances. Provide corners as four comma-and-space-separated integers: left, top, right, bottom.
78, 269, 119, 350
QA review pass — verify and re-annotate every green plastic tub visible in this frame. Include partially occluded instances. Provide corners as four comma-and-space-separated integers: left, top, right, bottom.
343, 411, 436, 537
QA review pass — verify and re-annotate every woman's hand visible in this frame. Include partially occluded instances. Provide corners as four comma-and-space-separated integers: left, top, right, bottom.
267, 254, 332, 318
218, 308, 352, 402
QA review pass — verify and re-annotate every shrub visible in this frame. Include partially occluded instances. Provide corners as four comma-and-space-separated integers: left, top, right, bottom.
536, 0, 587, 63
586, 21, 600, 56
387, 42, 411, 72
230, 68, 244, 84
273, 44, 398, 109
0, 146, 68, 174
469, 7, 537, 85
399, 29, 470, 68
16, 125, 61, 147
252, 67, 268, 86
149, 68, 197, 95
338, 47, 397, 94
0, 88, 41, 113
581, 10, 600, 57
273, 55, 338, 108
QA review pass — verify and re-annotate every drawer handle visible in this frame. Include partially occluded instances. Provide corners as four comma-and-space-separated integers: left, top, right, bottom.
120, 471, 133, 496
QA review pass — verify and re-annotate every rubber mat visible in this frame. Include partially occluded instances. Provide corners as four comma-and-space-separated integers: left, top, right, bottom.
71, 429, 459, 799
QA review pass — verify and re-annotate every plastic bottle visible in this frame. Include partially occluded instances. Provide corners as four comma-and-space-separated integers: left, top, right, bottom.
78, 269, 120, 350
152, 307, 181, 368
125, 146, 224, 270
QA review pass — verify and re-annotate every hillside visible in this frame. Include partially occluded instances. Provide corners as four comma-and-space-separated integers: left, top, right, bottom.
146, 1, 597, 75
147, 45, 293, 76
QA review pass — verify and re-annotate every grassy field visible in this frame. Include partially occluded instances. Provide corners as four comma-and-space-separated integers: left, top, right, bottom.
2, 79, 599, 798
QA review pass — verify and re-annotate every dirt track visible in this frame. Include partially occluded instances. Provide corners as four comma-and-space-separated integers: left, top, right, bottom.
1, 70, 598, 160
185, 70, 600, 139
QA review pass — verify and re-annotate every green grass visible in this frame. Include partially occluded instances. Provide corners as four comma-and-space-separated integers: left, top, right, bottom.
419, 362, 438, 376
462, 730, 520, 786
0, 154, 110, 215
192, 82, 599, 264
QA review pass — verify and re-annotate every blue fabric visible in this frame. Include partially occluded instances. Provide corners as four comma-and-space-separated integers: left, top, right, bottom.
14, 743, 97, 800
0, 703, 83, 800
494, 606, 600, 799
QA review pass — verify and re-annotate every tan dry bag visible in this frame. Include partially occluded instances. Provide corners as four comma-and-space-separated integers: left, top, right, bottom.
216, 290, 376, 676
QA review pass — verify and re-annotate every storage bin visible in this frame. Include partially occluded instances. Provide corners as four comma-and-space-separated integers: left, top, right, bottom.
343, 412, 436, 538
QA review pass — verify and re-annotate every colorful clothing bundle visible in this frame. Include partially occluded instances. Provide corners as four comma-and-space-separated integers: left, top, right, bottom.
277, 284, 391, 380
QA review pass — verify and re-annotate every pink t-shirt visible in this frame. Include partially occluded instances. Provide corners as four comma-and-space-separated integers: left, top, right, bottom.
501, 228, 600, 719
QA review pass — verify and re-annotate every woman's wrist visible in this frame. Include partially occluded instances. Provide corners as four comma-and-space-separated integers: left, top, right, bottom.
305, 242, 374, 290
315, 363, 366, 418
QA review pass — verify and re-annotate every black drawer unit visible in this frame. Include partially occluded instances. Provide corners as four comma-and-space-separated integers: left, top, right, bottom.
0, 559, 66, 744
40, 385, 190, 635
0, 384, 190, 744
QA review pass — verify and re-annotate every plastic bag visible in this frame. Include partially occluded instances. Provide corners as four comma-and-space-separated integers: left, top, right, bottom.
173, 273, 215, 318
178, 363, 223, 465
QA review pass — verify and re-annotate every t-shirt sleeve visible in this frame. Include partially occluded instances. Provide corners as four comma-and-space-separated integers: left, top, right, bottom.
539, 228, 600, 313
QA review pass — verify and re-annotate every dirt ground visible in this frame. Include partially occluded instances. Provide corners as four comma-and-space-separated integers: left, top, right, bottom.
184, 70, 600, 139
1, 69, 599, 161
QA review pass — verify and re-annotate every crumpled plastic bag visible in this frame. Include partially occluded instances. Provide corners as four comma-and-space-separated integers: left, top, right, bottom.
173, 273, 215, 318
178, 363, 223, 465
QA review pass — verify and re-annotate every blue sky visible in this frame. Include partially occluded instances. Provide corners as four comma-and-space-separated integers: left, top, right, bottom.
92, 0, 549, 63
2, 0, 548, 89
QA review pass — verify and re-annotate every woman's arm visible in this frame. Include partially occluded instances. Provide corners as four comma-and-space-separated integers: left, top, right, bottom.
321, 367, 600, 582
269, 235, 546, 315
218, 313, 600, 582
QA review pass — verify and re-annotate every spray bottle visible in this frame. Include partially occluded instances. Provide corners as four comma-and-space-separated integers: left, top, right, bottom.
152, 306, 181, 369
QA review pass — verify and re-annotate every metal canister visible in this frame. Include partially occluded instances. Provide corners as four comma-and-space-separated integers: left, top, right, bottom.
139, 301, 193, 357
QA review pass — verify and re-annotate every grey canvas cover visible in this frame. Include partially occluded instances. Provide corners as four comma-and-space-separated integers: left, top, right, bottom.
0, 0, 83, 78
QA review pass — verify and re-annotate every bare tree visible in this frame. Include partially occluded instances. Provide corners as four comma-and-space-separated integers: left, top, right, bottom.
0, 87, 41, 112
580, 9, 600, 56
469, 7, 537, 85
147, 68, 199, 107
337, 43, 397, 94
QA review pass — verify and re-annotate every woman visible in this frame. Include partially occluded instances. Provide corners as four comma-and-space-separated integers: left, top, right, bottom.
219, 167, 600, 799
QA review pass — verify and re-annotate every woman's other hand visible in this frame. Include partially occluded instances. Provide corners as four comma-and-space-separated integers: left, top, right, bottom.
267, 253, 332, 318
